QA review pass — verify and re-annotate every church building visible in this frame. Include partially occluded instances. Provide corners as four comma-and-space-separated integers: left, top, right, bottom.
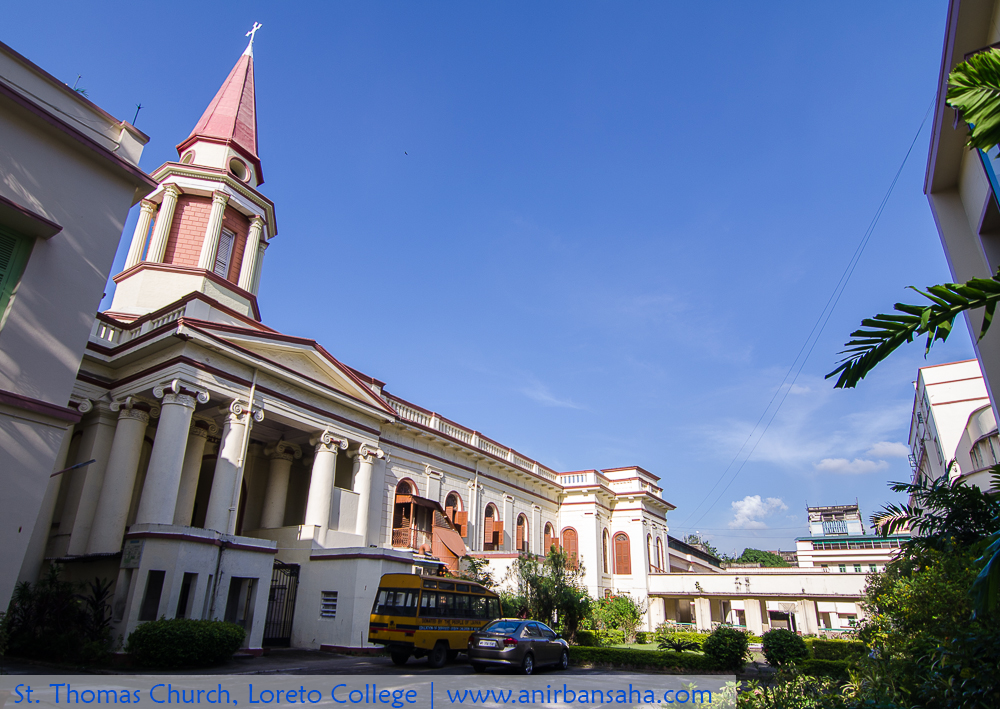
18, 34, 683, 653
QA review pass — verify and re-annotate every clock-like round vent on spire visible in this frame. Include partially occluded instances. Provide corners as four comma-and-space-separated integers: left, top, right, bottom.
180, 151, 195, 164
228, 158, 250, 182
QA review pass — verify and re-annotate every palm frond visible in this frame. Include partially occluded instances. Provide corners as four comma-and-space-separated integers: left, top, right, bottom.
947, 47, 1000, 151
827, 275, 1000, 388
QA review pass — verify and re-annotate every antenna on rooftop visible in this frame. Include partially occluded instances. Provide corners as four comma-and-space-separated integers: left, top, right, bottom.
132, 104, 143, 126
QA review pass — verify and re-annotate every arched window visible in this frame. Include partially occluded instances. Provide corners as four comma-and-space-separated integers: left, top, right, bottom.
647, 534, 653, 572
603, 530, 610, 573
396, 480, 413, 497
656, 537, 664, 572
484, 504, 500, 551
444, 492, 467, 537
516, 514, 528, 553
562, 527, 579, 567
614, 533, 631, 575
543, 523, 556, 553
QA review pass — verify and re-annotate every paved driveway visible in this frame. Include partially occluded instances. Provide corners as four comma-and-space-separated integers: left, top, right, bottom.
2, 649, 609, 676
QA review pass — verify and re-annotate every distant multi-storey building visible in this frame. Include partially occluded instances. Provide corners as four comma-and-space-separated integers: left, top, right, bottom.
795, 505, 905, 575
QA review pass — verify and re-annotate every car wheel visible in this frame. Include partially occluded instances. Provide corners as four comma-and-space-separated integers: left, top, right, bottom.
390, 650, 409, 666
472, 663, 487, 673
559, 649, 569, 671
520, 653, 534, 675
428, 641, 449, 669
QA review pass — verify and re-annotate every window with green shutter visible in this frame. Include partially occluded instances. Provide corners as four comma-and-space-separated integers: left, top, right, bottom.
0, 227, 34, 329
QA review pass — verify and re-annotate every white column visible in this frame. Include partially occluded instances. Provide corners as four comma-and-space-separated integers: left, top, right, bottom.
353, 445, 385, 543
250, 239, 268, 294
261, 442, 301, 528
67, 404, 118, 555
204, 400, 261, 534
197, 191, 230, 270
694, 597, 713, 632
237, 215, 265, 291
173, 423, 213, 526
744, 598, 764, 636
799, 599, 819, 635
87, 400, 154, 553
502, 495, 514, 551
145, 184, 181, 263
531, 505, 541, 555
124, 200, 158, 270
18, 424, 74, 584
304, 431, 348, 538
135, 382, 207, 525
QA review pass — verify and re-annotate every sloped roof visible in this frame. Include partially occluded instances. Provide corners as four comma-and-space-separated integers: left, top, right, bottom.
181, 52, 258, 161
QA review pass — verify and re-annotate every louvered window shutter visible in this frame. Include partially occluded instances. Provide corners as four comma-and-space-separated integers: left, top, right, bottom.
544, 530, 552, 552
213, 228, 235, 278
484, 515, 493, 547
0, 229, 32, 325
516, 521, 524, 550
492, 521, 503, 547
454, 511, 468, 537
614, 534, 631, 575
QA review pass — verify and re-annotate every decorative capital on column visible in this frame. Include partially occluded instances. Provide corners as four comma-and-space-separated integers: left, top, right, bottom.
110, 394, 160, 419
423, 463, 440, 477
249, 214, 265, 230
504, 494, 515, 504
359, 444, 386, 463
532, 505, 541, 512
211, 190, 230, 208
192, 417, 220, 435
153, 379, 210, 404
75, 399, 93, 414
139, 199, 158, 216
162, 183, 182, 200
266, 440, 302, 461
228, 398, 264, 423
310, 429, 348, 453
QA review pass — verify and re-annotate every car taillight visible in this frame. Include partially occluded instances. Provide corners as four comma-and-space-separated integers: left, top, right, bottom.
503, 637, 518, 647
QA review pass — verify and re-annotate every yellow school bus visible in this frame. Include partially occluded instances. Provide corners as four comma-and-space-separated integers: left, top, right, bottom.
368, 573, 502, 667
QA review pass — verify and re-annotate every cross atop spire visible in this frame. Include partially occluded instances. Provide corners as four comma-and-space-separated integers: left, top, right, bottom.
243, 22, 262, 57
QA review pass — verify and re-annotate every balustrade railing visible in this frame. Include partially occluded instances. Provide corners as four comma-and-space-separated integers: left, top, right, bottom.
386, 397, 560, 483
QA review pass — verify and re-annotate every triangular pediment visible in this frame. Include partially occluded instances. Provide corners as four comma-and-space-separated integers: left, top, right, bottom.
203, 327, 391, 414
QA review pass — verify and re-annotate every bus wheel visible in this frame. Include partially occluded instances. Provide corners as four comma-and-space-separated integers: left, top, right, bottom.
390, 650, 409, 666
428, 641, 449, 668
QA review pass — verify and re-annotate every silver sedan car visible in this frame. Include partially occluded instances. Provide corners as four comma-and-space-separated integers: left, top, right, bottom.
467, 619, 570, 674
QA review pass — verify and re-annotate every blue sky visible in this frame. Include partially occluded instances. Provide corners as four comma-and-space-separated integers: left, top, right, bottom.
5, 1, 977, 556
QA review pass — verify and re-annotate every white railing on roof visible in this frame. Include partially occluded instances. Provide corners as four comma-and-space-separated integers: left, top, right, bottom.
92, 320, 125, 345
391, 400, 431, 427
144, 307, 184, 333
441, 420, 473, 444
388, 396, 559, 483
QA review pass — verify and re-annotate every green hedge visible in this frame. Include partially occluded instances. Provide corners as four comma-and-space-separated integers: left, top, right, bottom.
634, 631, 651, 644
798, 658, 851, 680
664, 631, 707, 649
575, 630, 600, 647
126, 618, 246, 668
808, 638, 865, 661
568, 646, 718, 672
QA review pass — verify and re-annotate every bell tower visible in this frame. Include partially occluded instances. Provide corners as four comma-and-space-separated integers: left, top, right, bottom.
108, 25, 276, 322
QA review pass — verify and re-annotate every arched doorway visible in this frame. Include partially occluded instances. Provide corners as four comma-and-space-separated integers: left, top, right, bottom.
516, 514, 528, 553
543, 523, 556, 553
483, 504, 500, 550
562, 527, 578, 567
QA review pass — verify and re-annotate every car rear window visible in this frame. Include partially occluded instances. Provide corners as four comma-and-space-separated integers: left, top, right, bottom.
484, 620, 522, 635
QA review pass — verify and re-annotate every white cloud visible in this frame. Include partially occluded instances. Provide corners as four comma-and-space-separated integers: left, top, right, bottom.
865, 441, 909, 458
788, 384, 811, 395
729, 495, 789, 529
814, 458, 889, 474
520, 380, 584, 409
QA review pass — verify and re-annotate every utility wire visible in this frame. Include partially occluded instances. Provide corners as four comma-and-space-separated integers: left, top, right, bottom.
675, 97, 936, 535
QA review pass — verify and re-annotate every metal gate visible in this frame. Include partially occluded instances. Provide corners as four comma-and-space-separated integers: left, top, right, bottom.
263, 561, 299, 647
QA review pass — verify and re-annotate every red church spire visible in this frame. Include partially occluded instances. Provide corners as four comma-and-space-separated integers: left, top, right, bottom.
176, 25, 263, 184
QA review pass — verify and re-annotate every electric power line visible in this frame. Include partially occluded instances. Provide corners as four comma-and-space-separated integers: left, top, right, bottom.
675, 97, 936, 534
